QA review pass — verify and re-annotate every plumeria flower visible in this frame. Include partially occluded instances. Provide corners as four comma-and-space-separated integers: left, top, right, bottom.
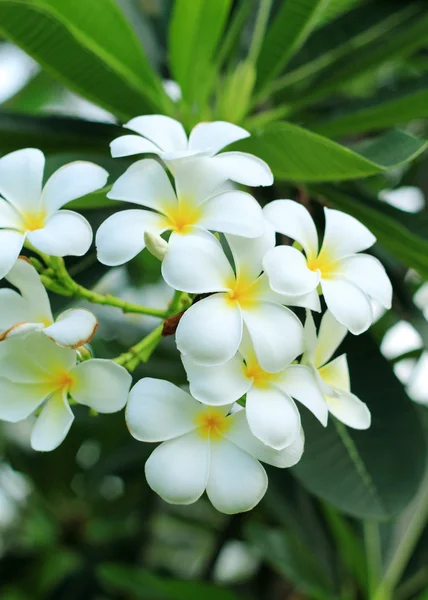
96, 158, 264, 266
110, 115, 273, 187
162, 228, 319, 372
262, 200, 393, 334
182, 330, 327, 450
0, 148, 108, 280
302, 310, 371, 429
0, 333, 132, 451
0, 257, 98, 348
126, 378, 304, 514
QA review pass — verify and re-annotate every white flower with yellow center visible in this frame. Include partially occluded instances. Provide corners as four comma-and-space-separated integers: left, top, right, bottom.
0, 148, 108, 279
182, 330, 327, 450
0, 333, 132, 451
96, 158, 265, 266
262, 200, 393, 334
126, 378, 304, 514
0, 257, 98, 348
302, 310, 371, 429
162, 228, 319, 372
110, 115, 273, 187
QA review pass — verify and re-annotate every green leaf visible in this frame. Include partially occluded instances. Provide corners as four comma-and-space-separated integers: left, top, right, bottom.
256, 0, 332, 93
233, 123, 427, 182
292, 334, 427, 519
0, 0, 169, 120
169, 0, 232, 107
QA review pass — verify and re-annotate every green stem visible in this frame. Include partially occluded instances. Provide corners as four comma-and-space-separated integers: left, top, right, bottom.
364, 521, 382, 598
114, 324, 164, 372
247, 0, 273, 64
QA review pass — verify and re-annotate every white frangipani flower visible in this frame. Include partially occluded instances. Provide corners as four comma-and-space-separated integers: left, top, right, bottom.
262, 201, 393, 334
0, 148, 108, 279
96, 158, 264, 266
0, 333, 132, 451
302, 310, 371, 429
126, 378, 304, 514
110, 115, 273, 187
183, 329, 327, 450
0, 257, 98, 348
162, 228, 318, 372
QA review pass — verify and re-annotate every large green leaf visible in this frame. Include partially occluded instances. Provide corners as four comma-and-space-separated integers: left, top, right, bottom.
0, 0, 169, 119
292, 334, 426, 519
233, 123, 427, 182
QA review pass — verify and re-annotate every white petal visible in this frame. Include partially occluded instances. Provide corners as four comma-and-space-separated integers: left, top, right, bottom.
321, 208, 376, 260
177, 294, 243, 365
27, 210, 92, 257
211, 152, 273, 187
315, 310, 347, 368
0, 148, 44, 212
5, 257, 52, 323
338, 254, 392, 309
107, 159, 177, 214
145, 430, 210, 505
226, 223, 276, 280
198, 190, 264, 237
182, 354, 251, 405
321, 278, 373, 335
226, 410, 305, 468
264, 200, 318, 257
0, 199, 23, 229
263, 245, 319, 295
20, 332, 77, 376
0, 378, 52, 422
70, 359, 131, 413
326, 390, 371, 430
0, 335, 55, 383
96, 209, 165, 266
31, 388, 74, 451
206, 438, 267, 514
162, 231, 233, 293
246, 386, 301, 450
1, 322, 44, 340
110, 134, 162, 158
41, 162, 108, 213
0, 289, 28, 331
125, 115, 188, 152
44, 309, 98, 348
280, 289, 321, 311
319, 354, 350, 393
277, 364, 328, 426
242, 303, 303, 372
173, 158, 227, 204
0, 230, 25, 280
126, 378, 201, 442
188, 121, 250, 154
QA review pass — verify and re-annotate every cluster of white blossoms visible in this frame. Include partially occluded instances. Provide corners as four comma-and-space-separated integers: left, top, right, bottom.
0, 115, 392, 514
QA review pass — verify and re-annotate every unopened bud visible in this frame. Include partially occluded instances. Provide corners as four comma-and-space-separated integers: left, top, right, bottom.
144, 231, 168, 261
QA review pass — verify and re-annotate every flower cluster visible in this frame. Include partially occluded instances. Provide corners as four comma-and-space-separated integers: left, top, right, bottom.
0, 115, 392, 514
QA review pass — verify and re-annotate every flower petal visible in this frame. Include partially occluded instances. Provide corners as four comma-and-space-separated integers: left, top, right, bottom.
27, 210, 92, 257
177, 294, 242, 365
319, 354, 350, 393
225, 409, 305, 468
41, 162, 108, 213
110, 134, 162, 158
263, 245, 319, 295
198, 190, 264, 238
246, 386, 301, 450
211, 151, 273, 187
0, 230, 25, 280
5, 257, 52, 324
0, 148, 44, 212
315, 310, 347, 368
321, 278, 373, 335
321, 208, 376, 260
125, 115, 188, 152
96, 209, 166, 266
0, 199, 23, 229
242, 303, 303, 372
264, 200, 318, 257
145, 430, 210, 505
0, 335, 58, 383
280, 289, 321, 311
277, 364, 328, 426
162, 231, 234, 293
70, 359, 131, 413
338, 254, 392, 309
107, 159, 177, 214
182, 354, 251, 405
126, 378, 201, 442
22, 332, 77, 377
31, 388, 74, 451
0, 289, 28, 332
303, 309, 318, 364
173, 158, 227, 204
326, 390, 371, 430
0, 378, 52, 422
44, 309, 98, 348
188, 121, 250, 154
206, 438, 268, 514
226, 223, 276, 281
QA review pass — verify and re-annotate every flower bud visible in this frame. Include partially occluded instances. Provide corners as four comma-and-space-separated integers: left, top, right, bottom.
144, 231, 168, 261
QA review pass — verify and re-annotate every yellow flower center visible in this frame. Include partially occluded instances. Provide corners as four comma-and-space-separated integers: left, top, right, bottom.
162, 198, 202, 234
245, 360, 280, 388
226, 273, 257, 309
51, 370, 74, 390
21, 210, 47, 232
196, 407, 229, 441
306, 250, 339, 280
